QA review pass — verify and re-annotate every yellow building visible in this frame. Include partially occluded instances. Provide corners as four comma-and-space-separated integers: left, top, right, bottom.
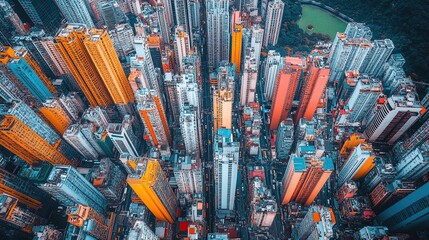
340, 134, 366, 156
39, 98, 72, 135
230, 24, 243, 74
127, 157, 177, 224
0, 116, 73, 166
55, 24, 113, 107
84, 29, 134, 105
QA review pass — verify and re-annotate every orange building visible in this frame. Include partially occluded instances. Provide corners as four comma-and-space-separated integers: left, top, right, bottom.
55, 24, 113, 107
0, 116, 74, 166
281, 156, 333, 206
340, 134, 366, 156
67, 204, 108, 240
136, 89, 171, 156
39, 98, 73, 135
83, 29, 134, 105
295, 56, 330, 122
161, 47, 174, 73
230, 23, 243, 74
127, 158, 177, 224
269, 57, 304, 131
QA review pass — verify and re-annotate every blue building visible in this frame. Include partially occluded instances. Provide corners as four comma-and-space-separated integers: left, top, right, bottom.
39, 165, 107, 215
7, 56, 53, 102
376, 181, 429, 231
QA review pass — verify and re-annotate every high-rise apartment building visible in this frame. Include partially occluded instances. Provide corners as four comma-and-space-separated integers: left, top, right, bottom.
328, 23, 372, 82
240, 48, 258, 106
0, 194, 43, 233
0, 168, 49, 210
39, 165, 107, 214
281, 155, 333, 205
174, 156, 203, 195
376, 181, 429, 231
0, 116, 74, 165
230, 24, 243, 74
180, 105, 200, 156
127, 157, 177, 224
396, 140, 429, 181
269, 57, 304, 131
55, 24, 113, 107
213, 62, 235, 133
54, 0, 95, 28
337, 143, 376, 187
174, 0, 189, 33
173, 26, 191, 72
0, 1, 27, 36
156, 3, 172, 45
263, 0, 284, 47
0, 100, 60, 144
0, 46, 56, 103
63, 124, 99, 159
214, 129, 239, 212
295, 205, 336, 240
136, 88, 171, 157
275, 119, 294, 160
97, 1, 128, 30
83, 28, 134, 113
360, 39, 394, 77
107, 115, 141, 157
109, 23, 135, 61
295, 56, 330, 122
263, 50, 283, 101
206, 0, 230, 70
402, 120, 429, 152
91, 157, 125, 203
128, 220, 159, 240
364, 83, 422, 144
16, 0, 64, 34
39, 98, 73, 135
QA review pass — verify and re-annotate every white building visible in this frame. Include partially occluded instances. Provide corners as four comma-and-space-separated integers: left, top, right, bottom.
337, 143, 375, 187
174, 156, 203, 195
107, 115, 140, 157
346, 77, 382, 124
174, 0, 189, 33
54, 0, 94, 28
63, 124, 99, 159
180, 106, 200, 155
396, 141, 429, 181
364, 84, 422, 144
240, 48, 258, 106
263, 50, 283, 101
173, 26, 191, 72
127, 221, 159, 240
109, 23, 135, 60
296, 205, 336, 240
360, 39, 394, 77
263, 0, 284, 47
214, 128, 239, 212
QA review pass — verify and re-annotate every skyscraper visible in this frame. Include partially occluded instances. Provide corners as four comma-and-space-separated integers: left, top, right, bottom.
83, 28, 134, 114
0, 116, 74, 165
63, 124, 99, 159
156, 2, 172, 45
54, 0, 95, 28
295, 55, 330, 122
109, 23, 135, 61
376, 181, 429, 231
0, 46, 56, 103
214, 128, 239, 212
328, 23, 372, 83
174, 155, 203, 195
275, 119, 294, 160
173, 26, 191, 72
66, 204, 108, 240
396, 140, 429, 181
240, 48, 258, 106
269, 57, 304, 131
206, 0, 230, 70
174, 0, 189, 33
281, 156, 333, 205
16, 0, 64, 34
55, 24, 113, 107
180, 105, 200, 156
360, 39, 394, 77
263, 0, 284, 47
107, 115, 141, 157
97, 1, 128, 30
39, 165, 107, 214
337, 143, 376, 187
364, 83, 422, 144
136, 88, 171, 157
263, 50, 283, 101
127, 157, 177, 224
39, 98, 73, 135
230, 23, 243, 74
